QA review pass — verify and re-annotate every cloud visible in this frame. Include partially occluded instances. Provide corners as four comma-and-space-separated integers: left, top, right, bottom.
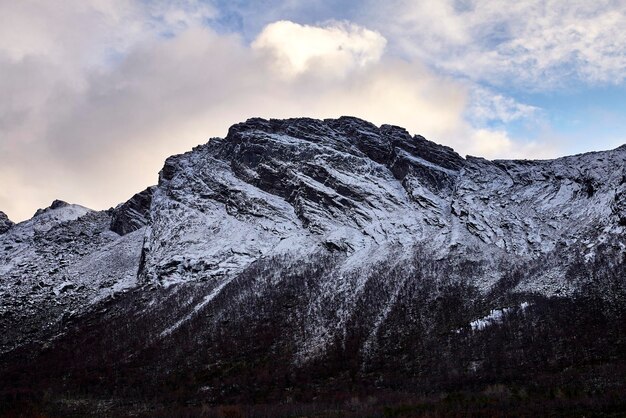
0, 0, 215, 221
466, 87, 539, 124
372, 0, 626, 88
467, 129, 558, 160
0, 4, 558, 222
252, 20, 386, 78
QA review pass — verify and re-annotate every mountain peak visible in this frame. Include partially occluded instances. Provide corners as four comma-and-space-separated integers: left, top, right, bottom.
33, 199, 70, 217
221, 116, 465, 172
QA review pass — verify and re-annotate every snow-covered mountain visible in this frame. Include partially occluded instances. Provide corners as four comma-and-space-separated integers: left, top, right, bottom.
1, 117, 625, 414
142, 117, 625, 293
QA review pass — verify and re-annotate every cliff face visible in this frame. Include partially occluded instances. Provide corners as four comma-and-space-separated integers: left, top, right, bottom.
0, 211, 12, 234
143, 116, 625, 291
1, 117, 625, 411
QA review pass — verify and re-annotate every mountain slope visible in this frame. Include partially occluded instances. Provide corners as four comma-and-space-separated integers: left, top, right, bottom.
0, 200, 144, 354
1, 117, 625, 415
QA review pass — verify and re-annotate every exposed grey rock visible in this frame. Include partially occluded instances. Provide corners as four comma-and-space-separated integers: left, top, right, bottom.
0, 211, 13, 234
110, 187, 154, 235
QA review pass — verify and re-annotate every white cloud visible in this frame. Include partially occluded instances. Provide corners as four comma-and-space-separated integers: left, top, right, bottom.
373, 0, 626, 88
0, 4, 559, 222
467, 87, 539, 124
252, 20, 386, 78
467, 129, 558, 160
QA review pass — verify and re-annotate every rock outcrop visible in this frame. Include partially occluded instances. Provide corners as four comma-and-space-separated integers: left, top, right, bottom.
0, 211, 12, 234
110, 187, 154, 235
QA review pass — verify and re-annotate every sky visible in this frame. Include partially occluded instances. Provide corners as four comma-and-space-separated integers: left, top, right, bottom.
1, 0, 626, 221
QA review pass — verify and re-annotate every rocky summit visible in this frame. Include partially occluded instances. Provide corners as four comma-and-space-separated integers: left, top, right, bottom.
1, 117, 625, 416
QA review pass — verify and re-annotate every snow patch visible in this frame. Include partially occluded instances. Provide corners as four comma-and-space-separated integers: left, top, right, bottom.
462, 301, 531, 332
